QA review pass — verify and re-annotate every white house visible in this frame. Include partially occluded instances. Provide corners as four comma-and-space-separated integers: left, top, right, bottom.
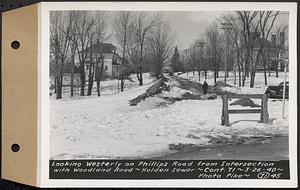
77, 42, 122, 78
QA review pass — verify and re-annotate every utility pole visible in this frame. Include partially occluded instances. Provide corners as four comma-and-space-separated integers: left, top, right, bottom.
184, 49, 188, 77
196, 40, 206, 82
117, 64, 120, 93
282, 61, 288, 118
221, 22, 232, 84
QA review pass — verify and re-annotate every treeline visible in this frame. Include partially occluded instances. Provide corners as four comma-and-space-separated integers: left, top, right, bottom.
50, 11, 176, 99
182, 11, 288, 87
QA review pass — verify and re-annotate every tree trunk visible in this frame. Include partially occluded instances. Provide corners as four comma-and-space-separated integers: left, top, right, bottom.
275, 60, 279, 78
56, 75, 62, 99
250, 51, 259, 88
96, 81, 100, 96
238, 64, 241, 87
96, 58, 104, 97
213, 57, 217, 82
213, 71, 216, 83
242, 60, 246, 87
70, 70, 74, 97
70, 44, 75, 97
120, 68, 125, 92
137, 65, 143, 86
234, 63, 236, 85
245, 63, 249, 78
54, 77, 57, 93
121, 78, 125, 91
87, 67, 92, 95
198, 67, 201, 82
139, 71, 143, 86
262, 50, 267, 85
250, 71, 255, 88
80, 64, 85, 96
56, 60, 64, 99
250, 60, 256, 88
87, 62, 94, 96
70, 53, 75, 97
242, 73, 246, 87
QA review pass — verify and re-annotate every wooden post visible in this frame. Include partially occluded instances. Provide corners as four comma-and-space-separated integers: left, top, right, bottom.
221, 95, 225, 125
222, 94, 229, 126
222, 94, 267, 126
262, 94, 269, 123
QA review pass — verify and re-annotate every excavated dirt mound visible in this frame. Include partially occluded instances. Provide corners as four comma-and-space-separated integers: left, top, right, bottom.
129, 75, 217, 106
212, 81, 241, 94
230, 97, 261, 108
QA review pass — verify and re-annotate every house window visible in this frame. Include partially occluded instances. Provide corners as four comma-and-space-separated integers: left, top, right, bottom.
105, 65, 108, 70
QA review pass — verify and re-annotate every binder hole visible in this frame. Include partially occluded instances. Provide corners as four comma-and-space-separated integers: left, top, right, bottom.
11, 41, 20, 49
11, 144, 20, 152
9, 4, 13, 8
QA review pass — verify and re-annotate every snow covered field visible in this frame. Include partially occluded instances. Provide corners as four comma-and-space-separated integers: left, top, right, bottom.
50, 72, 289, 160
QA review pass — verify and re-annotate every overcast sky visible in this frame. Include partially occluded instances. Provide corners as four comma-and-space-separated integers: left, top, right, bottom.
163, 11, 223, 50
105, 11, 289, 51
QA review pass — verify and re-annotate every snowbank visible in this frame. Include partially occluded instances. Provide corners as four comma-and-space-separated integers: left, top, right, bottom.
50, 88, 288, 159
50, 72, 289, 159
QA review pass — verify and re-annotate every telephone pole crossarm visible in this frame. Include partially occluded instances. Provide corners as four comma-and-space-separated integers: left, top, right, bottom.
220, 22, 232, 84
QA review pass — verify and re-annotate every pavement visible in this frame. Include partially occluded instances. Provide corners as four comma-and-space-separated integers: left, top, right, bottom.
153, 136, 289, 161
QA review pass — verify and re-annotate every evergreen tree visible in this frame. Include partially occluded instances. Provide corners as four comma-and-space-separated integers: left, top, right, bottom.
170, 46, 181, 72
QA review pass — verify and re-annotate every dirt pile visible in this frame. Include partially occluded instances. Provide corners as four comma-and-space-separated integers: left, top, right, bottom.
230, 97, 261, 107
129, 76, 217, 106
129, 76, 169, 106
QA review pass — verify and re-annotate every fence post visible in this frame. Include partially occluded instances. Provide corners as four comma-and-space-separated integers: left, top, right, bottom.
223, 94, 229, 126
221, 95, 225, 125
262, 94, 269, 123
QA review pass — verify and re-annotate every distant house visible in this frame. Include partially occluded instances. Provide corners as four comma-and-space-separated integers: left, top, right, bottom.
252, 36, 276, 71
251, 32, 288, 71
273, 32, 289, 71
49, 42, 123, 89
76, 42, 122, 78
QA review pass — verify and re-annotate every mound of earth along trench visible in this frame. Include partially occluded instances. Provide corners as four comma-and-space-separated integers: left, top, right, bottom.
129, 75, 217, 106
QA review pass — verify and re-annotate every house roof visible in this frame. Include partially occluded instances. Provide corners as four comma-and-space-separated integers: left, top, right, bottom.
253, 37, 276, 49
81, 42, 117, 54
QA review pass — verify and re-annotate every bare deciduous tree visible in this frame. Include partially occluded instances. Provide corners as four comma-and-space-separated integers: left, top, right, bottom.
206, 21, 223, 83
113, 11, 133, 91
148, 21, 176, 79
255, 11, 279, 85
50, 11, 73, 99
236, 11, 260, 87
272, 24, 288, 78
75, 11, 95, 96
132, 12, 161, 86
92, 11, 110, 96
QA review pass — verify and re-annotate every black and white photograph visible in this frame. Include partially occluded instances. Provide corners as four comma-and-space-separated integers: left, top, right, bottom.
0, 1, 297, 188
49, 8, 291, 161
